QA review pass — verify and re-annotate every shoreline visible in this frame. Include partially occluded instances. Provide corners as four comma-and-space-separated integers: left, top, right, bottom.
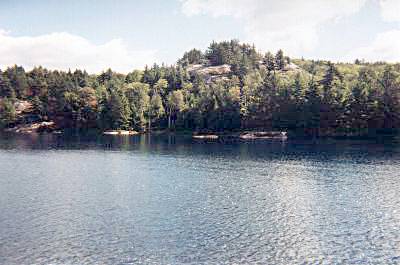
1, 128, 398, 141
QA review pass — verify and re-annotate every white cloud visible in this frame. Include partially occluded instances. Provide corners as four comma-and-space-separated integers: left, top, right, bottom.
180, 0, 366, 56
345, 1, 400, 63
346, 30, 400, 62
0, 30, 158, 73
379, 0, 400, 22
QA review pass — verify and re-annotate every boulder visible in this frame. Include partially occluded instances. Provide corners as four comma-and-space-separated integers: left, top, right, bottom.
14, 100, 33, 115
188, 64, 231, 76
103, 130, 139, 135
6, 121, 56, 134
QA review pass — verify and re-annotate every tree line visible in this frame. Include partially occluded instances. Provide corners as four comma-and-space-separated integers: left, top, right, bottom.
1, 40, 400, 137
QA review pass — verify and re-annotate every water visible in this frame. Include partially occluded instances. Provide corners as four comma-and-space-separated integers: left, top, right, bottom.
1, 133, 400, 264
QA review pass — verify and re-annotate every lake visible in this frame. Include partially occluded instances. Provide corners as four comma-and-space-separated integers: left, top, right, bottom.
1, 133, 400, 264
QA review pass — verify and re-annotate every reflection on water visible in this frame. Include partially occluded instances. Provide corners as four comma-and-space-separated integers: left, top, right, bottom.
0, 133, 400, 264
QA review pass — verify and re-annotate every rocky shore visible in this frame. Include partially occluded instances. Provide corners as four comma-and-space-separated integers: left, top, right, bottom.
103, 130, 139, 135
192, 131, 287, 141
4, 121, 57, 134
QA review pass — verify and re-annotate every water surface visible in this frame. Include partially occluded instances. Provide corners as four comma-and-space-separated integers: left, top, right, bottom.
1, 134, 400, 264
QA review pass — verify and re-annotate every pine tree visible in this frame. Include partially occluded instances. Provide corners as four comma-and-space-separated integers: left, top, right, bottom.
264, 52, 275, 72
0, 97, 16, 128
0, 71, 14, 98
275, 50, 285, 70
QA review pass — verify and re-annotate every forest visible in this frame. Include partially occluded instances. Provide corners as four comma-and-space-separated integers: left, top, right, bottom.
1, 39, 400, 137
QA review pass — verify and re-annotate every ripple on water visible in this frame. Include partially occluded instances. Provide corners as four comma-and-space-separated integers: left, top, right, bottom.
1, 138, 400, 264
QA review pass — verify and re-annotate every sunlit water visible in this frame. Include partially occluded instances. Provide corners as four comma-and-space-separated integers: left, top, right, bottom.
1, 133, 400, 264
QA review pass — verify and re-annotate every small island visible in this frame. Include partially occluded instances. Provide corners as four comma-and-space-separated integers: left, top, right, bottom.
103, 130, 139, 135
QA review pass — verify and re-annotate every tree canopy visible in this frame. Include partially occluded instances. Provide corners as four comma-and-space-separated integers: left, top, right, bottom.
1, 40, 400, 137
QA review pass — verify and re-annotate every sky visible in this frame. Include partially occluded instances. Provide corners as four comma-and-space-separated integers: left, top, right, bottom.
0, 0, 399, 73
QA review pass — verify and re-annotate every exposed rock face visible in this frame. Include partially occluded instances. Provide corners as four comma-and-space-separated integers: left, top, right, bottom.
187, 64, 204, 72
14, 100, 33, 115
5, 121, 56, 134
240, 131, 287, 140
187, 62, 299, 79
1, 100, 54, 133
195, 64, 231, 75
192, 131, 287, 141
187, 64, 231, 75
284, 63, 300, 71
192, 134, 219, 140
103, 130, 139, 135
187, 64, 232, 84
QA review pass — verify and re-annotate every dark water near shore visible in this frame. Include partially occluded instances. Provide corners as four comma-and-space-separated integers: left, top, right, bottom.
1, 133, 400, 264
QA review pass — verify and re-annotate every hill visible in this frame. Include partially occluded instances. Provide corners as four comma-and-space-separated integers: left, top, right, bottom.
1, 40, 400, 137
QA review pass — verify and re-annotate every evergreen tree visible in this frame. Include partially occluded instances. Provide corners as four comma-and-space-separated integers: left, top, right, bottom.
0, 40, 400, 137
0, 98, 16, 128
275, 50, 285, 70
0, 71, 14, 98
378, 66, 400, 132
125, 70, 143, 83
264, 52, 275, 72
6, 66, 28, 98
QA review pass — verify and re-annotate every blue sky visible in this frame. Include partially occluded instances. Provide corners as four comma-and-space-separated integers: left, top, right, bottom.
0, 0, 400, 73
